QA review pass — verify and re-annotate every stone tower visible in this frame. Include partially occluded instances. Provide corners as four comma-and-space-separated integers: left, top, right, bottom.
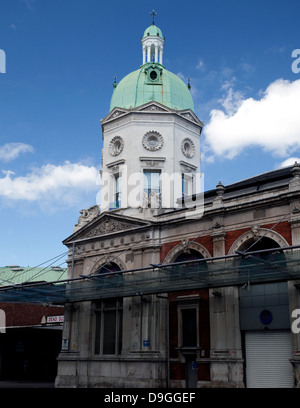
99, 18, 203, 218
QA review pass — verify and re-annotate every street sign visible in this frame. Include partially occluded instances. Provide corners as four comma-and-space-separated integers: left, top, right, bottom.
46, 315, 64, 323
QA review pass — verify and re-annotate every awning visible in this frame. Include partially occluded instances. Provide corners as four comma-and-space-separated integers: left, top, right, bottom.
0, 246, 299, 305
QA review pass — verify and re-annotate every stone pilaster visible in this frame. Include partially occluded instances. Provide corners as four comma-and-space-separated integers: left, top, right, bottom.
209, 228, 244, 387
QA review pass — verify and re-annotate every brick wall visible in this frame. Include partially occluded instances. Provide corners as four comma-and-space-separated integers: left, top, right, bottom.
224, 221, 292, 254
0, 302, 64, 327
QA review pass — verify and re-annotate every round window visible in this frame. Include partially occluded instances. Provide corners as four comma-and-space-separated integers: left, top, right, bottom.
109, 136, 124, 156
142, 131, 163, 151
181, 138, 195, 158
150, 70, 157, 80
148, 135, 158, 147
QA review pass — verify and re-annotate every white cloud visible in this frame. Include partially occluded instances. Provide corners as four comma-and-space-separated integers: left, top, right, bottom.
279, 157, 300, 168
21, 0, 36, 10
196, 59, 205, 71
0, 161, 99, 207
219, 87, 244, 116
239, 62, 255, 75
0, 143, 34, 162
204, 78, 300, 160
176, 72, 188, 83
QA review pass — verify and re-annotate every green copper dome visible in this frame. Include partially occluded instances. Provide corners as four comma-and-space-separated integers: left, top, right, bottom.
143, 24, 163, 39
110, 63, 194, 112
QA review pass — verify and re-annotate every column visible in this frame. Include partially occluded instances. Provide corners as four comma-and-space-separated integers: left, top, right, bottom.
159, 48, 163, 65
155, 45, 158, 63
143, 47, 146, 65
147, 46, 151, 64
209, 228, 244, 387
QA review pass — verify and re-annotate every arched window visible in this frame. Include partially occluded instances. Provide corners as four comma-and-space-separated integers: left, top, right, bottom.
238, 236, 289, 332
96, 261, 122, 274
174, 249, 202, 263
171, 249, 207, 281
238, 237, 285, 273
94, 261, 123, 356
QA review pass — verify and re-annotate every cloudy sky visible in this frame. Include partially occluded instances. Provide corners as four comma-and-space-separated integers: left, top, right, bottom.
0, 0, 300, 268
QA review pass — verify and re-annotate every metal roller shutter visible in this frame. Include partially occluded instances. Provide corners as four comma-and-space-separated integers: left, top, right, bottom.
245, 331, 294, 388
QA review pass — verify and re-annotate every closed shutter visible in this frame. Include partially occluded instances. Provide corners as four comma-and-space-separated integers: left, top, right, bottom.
245, 331, 294, 388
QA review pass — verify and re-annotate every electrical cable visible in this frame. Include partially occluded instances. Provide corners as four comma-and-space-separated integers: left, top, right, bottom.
243, 211, 291, 254
83, 237, 151, 277
0, 251, 68, 286
159, 226, 213, 265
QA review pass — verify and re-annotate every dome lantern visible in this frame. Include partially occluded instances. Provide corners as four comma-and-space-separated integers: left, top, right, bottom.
141, 11, 164, 65
109, 14, 194, 112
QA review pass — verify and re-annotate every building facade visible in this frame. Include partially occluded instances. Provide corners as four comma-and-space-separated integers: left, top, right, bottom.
54, 20, 300, 388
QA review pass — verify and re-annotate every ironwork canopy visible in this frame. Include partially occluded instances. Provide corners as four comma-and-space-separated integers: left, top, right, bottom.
0, 246, 299, 305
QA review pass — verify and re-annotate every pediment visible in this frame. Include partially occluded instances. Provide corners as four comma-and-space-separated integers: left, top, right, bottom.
136, 102, 171, 113
178, 110, 203, 126
102, 107, 129, 123
64, 212, 152, 243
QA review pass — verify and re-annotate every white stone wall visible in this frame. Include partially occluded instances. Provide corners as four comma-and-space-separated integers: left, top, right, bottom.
100, 108, 201, 215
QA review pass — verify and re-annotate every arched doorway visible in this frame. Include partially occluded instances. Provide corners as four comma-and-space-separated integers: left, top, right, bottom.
237, 237, 294, 388
172, 250, 207, 388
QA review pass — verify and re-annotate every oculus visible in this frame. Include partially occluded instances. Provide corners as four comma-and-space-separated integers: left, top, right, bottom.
109, 136, 124, 156
144, 64, 163, 85
181, 138, 195, 158
142, 131, 164, 151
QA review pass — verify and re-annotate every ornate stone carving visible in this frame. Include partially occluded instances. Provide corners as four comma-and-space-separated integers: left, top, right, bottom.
289, 162, 300, 192
142, 131, 164, 151
142, 192, 160, 209
181, 138, 195, 158
180, 164, 193, 173
109, 110, 126, 119
84, 219, 135, 238
181, 112, 197, 123
140, 104, 167, 112
73, 205, 100, 232
144, 160, 160, 168
109, 165, 120, 173
252, 225, 260, 239
109, 136, 124, 156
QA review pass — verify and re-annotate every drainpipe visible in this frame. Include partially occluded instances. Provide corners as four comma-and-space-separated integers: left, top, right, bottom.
157, 294, 170, 388
166, 296, 170, 388
71, 242, 75, 279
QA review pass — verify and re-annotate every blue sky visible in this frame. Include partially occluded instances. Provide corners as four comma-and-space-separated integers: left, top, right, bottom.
0, 0, 300, 268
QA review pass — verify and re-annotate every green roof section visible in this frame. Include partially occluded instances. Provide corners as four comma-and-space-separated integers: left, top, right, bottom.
0, 265, 67, 286
110, 63, 194, 112
143, 24, 163, 39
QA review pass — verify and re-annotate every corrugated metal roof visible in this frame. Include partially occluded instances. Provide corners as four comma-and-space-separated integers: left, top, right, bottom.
0, 266, 67, 286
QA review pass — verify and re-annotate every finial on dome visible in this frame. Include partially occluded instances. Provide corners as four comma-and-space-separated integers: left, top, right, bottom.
187, 77, 191, 91
150, 10, 157, 25
113, 74, 117, 89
